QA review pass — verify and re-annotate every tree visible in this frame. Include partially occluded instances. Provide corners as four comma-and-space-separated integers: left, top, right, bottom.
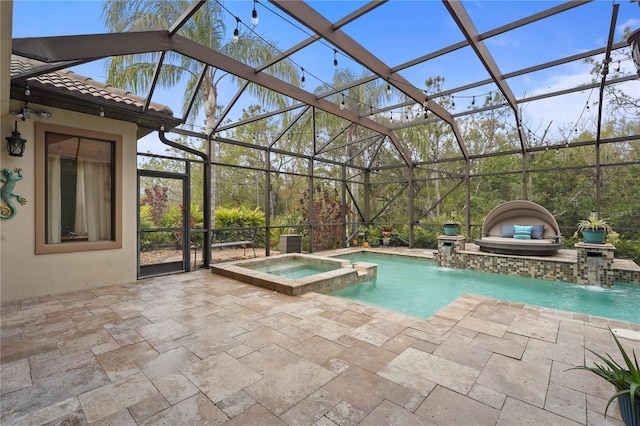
102, 0, 299, 228
299, 185, 344, 251
140, 184, 169, 226
312, 68, 393, 231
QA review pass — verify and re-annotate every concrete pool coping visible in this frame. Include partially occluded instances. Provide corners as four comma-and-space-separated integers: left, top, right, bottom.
210, 253, 377, 296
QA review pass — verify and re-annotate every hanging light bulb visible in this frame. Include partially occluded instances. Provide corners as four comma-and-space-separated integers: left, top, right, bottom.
333, 49, 338, 67
340, 94, 345, 110
471, 96, 476, 106
424, 108, 428, 120
232, 17, 240, 43
389, 112, 393, 122
301, 68, 306, 87
251, 0, 259, 26
386, 84, 392, 95
423, 98, 429, 108
451, 96, 455, 109
24, 86, 31, 97
99, 108, 105, 117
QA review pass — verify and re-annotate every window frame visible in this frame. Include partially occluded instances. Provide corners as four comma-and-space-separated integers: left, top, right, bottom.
35, 123, 122, 254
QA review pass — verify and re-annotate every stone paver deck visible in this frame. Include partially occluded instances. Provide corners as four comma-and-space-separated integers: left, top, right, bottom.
1, 268, 639, 425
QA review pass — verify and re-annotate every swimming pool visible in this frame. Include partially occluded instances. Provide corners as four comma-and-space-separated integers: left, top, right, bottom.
330, 252, 640, 323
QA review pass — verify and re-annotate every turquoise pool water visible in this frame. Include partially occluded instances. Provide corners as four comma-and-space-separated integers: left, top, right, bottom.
245, 259, 338, 279
330, 252, 640, 323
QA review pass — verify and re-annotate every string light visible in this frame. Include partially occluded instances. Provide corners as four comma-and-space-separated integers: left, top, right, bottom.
301, 68, 306, 87
386, 83, 392, 96
340, 93, 345, 110
99, 108, 105, 117
24, 86, 31, 96
333, 49, 338, 67
451, 96, 455, 110
251, 0, 258, 26
615, 60, 620, 72
423, 98, 429, 108
471, 96, 476, 106
232, 17, 240, 43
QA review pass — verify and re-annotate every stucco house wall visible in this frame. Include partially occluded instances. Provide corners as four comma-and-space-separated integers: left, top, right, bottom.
0, 101, 138, 302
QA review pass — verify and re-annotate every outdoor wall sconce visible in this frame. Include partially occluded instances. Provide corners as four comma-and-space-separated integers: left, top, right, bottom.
5, 121, 27, 157
628, 28, 640, 77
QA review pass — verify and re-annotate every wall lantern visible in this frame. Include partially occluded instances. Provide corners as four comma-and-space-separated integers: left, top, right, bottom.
628, 28, 640, 77
5, 121, 27, 157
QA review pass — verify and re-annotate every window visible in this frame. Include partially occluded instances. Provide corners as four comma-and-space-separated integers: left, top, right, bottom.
36, 123, 122, 253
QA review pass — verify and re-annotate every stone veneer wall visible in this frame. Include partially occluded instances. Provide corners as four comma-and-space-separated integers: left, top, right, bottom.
437, 236, 639, 285
461, 252, 575, 282
615, 268, 640, 284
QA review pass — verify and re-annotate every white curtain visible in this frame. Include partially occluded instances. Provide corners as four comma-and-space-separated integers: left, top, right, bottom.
75, 159, 111, 241
74, 159, 87, 236
47, 154, 61, 243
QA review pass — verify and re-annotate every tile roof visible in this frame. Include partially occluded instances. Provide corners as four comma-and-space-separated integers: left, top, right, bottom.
10, 55, 174, 117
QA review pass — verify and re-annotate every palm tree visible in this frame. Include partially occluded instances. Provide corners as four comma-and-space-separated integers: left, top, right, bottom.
314, 68, 392, 233
102, 0, 300, 227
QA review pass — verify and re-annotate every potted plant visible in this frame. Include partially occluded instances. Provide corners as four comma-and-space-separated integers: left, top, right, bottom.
364, 225, 382, 247
575, 212, 613, 244
381, 225, 393, 245
570, 328, 639, 425
443, 212, 461, 236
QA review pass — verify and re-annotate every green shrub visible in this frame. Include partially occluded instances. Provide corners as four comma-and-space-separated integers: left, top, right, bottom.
413, 225, 439, 249
215, 206, 265, 228
214, 206, 267, 247
614, 239, 640, 264
270, 214, 303, 250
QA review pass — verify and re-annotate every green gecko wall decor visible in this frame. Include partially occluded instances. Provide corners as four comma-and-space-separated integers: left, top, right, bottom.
1, 168, 27, 219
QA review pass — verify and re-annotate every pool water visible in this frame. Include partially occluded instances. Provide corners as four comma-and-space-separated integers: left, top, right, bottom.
245, 259, 338, 279
330, 252, 640, 323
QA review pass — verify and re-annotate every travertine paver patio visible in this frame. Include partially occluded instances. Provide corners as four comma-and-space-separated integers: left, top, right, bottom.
1, 269, 639, 425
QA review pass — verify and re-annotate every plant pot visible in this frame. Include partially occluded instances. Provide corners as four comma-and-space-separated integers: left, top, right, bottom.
617, 394, 640, 426
382, 237, 391, 246
582, 229, 606, 244
382, 231, 392, 238
443, 224, 459, 236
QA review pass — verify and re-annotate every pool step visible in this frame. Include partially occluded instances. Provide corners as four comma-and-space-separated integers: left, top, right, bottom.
352, 262, 377, 279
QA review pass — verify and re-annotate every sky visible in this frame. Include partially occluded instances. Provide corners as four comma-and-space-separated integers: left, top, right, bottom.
10, 0, 640, 155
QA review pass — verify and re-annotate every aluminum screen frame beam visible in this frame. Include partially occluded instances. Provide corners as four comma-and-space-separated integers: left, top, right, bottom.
12, 30, 411, 165
268, 0, 467, 162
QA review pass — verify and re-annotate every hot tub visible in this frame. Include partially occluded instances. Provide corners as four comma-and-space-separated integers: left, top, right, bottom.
210, 253, 376, 295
